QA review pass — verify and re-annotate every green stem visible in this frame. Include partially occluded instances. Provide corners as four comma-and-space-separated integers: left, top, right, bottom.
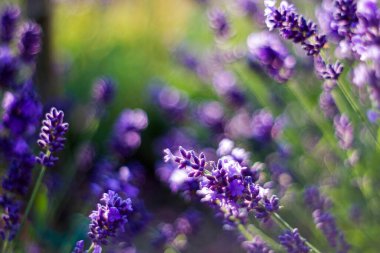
19, 165, 47, 233
272, 212, 321, 253
2, 239, 8, 253
320, 52, 380, 149
87, 243, 95, 253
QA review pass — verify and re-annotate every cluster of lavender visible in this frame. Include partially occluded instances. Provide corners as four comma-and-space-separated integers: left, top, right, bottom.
0, 5, 44, 241
151, 210, 201, 251
163, 145, 280, 224
305, 187, 350, 252
73, 190, 133, 252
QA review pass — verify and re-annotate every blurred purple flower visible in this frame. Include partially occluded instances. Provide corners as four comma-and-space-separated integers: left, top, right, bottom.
247, 32, 295, 83
0, 46, 17, 88
208, 9, 230, 39
111, 109, 148, 157
242, 236, 274, 253
278, 228, 310, 253
0, 5, 20, 44
92, 77, 116, 105
18, 22, 41, 63
334, 114, 353, 150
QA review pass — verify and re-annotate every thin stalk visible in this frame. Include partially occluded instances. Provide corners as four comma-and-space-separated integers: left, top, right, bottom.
19, 165, 47, 233
272, 212, 321, 253
87, 243, 95, 253
1, 239, 8, 253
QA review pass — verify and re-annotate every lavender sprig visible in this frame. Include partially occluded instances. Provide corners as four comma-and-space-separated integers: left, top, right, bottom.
18, 108, 68, 237
36, 107, 69, 167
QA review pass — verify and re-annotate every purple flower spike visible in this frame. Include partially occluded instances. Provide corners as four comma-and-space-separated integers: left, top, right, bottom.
247, 32, 295, 83
264, 0, 326, 56
242, 236, 274, 253
334, 114, 353, 150
332, 0, 358, 37
88, 190, 133, 246
92, 77, 116, 105
208, 8, 230, 39
18, 22, 41, 63
0, 5, 20, 44
279, 228, 310, 253
71, 240, 84, 253
36, 107, 69, 167
0, 47, 18, 88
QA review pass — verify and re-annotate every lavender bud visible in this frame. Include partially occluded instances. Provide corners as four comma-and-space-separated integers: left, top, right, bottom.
36, 107, 69, 167
92, 77, 116, 105
88, 190, 133, 245
208, 8, 230, 39
18, 22, 41, 63
278, 228, 310, 253
334, 114, 354, 150
0, 5, 20, 44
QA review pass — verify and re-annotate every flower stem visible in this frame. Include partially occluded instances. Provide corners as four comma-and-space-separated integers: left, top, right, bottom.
1, 239, 8, 253
19, 165, 47, 233
272, 212, 321, 253
87, 243, 95, 253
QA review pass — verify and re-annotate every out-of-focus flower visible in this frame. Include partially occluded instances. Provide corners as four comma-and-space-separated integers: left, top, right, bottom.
0, 46, 17, 88
242, 236, 274, 253
197, 101, 225, 133
150, 84, 188, 121
0, 5, 20, 44
2, 86, 42, 137
247, 32, 295, 83
208, 8, 231, 39
334, 114, 353, 150
278, 228, 310, 253
92, 77, 116, 105
18, 22, 41, 63
111, 109, 148, 157
212, 71, 246, 106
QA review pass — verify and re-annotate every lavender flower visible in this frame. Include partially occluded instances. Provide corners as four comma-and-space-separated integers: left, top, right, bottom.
0, 5, 20, 44
150, 84, 188, 121
2, 86, 42, 136
0, 195, 21, 241
304, 187, 350, 252
197, 101, 225, 132
351, 0, 380, 61
2, 155, 35, 195
314, 56, 344, 81
164, 146, 279, 224
88, 190, 133, 246
242, 236, 274, 253
264, 0, 326, 56
278, 228, 310, 253
208, 9, 230, 39
36, 107, 69, 167
319, 88, 338, 119
251, 109, 275, 142
18, 22, 41, 63
212, 71, 246, 106
332, 0, 358, 37
0, 46, 18, 88
334, 114, 353, 150
72, 240, 85, 253
247, 32, 295, 83
92, 77, 116, 105
110, 109, 148, 157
